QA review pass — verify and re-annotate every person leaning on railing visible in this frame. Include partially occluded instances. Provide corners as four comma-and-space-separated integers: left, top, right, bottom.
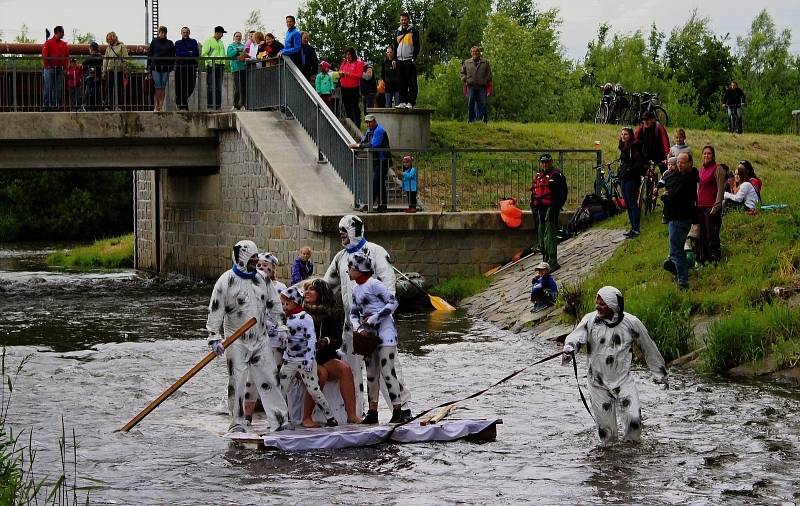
201, 26, 228, 110
148, 26, 176, 112
102, 32, 128, 110
174, 27, 200, 110
41, 25, 69, 111
82, 42, 104, 110
227, 31, 247, 110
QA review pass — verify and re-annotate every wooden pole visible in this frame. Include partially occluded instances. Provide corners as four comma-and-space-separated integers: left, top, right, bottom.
117, 317, 257, 432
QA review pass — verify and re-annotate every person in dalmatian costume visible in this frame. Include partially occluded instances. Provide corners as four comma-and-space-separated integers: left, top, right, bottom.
347, 251, 405, 424
206, 240, 289, 433
323, 215, 412, 420
562, 286, 669, 445
277, 286, 338, 428
256, 252, 288, 367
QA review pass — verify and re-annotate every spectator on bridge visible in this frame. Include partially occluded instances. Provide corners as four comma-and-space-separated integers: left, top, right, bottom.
339, 48, 365, 128
315, 60, 333, 108
381, 47, 400, 108
391, 12, 420, 109
41, 25, 69, 111
360, 62, 378, 113
298, 32, 319, 82
259, 33, 283, 66
102, 32, 129, 110
82, 42, 103, 110
201, 26, 227, 110
723, 80, 745, 134
245, 30, 256, 58
349, 114, 390, 211
66, 58, 83, 111
280, 15, 302, 68
148, 26, 176, 112
460, 46, 493, 123
227, 31, 247, 110
174, 26, 200, 110
634, 110, 670, 173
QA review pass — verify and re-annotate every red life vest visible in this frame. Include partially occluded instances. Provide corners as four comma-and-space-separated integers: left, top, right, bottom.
531, 170, 561, 207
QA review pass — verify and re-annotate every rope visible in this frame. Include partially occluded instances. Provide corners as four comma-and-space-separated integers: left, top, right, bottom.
378, 348, 593, 443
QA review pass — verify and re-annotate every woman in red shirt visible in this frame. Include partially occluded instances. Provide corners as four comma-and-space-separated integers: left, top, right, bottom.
338, 47, 365, 128
696, 145, 726, 263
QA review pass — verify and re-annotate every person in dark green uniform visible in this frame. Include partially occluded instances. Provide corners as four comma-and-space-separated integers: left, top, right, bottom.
530, 153, 568, 271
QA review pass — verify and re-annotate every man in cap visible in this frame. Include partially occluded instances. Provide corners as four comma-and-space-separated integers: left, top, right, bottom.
324, 215, 412, 420
635, 110, 670, 174
349, 114, 391, 212
529, 153, 568, 271
201, 26, 227, 109
206, 240, 288, 432
562, 286, 668, 445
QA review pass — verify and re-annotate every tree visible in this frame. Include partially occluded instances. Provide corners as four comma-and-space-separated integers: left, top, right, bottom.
71, 29, 96, 44
14, 24, 36, 43
244, 9, 266, 34
663, 11, 733, 117
495, 0, 538, 29
298, 0, 402, 65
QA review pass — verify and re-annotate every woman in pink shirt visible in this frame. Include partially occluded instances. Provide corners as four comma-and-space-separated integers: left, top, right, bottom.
339, 47, 365, 128
696, 145, 726, 263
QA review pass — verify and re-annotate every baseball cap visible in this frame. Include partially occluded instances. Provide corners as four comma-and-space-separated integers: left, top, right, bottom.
214, 26, 227, 34
538, 153, 553, 163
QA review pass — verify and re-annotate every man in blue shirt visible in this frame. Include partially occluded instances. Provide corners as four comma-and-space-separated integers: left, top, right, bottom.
280, 15, 303, 69
349, 114, 391, 211
174, 26, 200, 110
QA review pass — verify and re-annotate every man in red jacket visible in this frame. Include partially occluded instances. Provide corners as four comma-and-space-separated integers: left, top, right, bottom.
42, 26, 69, 111
634, 111, 670, 174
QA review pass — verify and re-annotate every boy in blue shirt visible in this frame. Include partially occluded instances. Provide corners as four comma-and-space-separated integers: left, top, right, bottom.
531, 261, 557, 311
291, 246, 313, 285
402, 155, 418, 213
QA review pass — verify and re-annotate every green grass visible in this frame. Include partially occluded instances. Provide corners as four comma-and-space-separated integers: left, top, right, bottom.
431, 120, 800, 370
48, 233, 134, 269
430, 274, 492, 303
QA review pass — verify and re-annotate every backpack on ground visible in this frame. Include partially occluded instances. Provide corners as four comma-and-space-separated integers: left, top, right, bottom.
562, 194, 618, 237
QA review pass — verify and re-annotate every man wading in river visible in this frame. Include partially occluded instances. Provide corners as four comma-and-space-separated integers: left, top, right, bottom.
206, 240, 288, 432
562, 286, 668, 445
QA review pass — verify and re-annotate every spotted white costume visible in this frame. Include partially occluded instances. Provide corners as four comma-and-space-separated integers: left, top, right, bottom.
206, 240, 288, 432
323, 215, 411, 413
277, 287, 335, 423
563, 286, 668, 444
348, 252, 403, 407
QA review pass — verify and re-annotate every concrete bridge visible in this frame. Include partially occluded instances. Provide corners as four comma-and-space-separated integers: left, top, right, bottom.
0, 108, 535, 282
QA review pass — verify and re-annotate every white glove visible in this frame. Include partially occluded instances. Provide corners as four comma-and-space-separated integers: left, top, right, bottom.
265, 318, 278, 335
366, 314, 380, 326
303, 360, 313, 373
562, 344, 575, 354
210, 340, 225, 357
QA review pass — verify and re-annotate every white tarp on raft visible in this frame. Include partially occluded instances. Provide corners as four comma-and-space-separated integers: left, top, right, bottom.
224, 419, 500, 452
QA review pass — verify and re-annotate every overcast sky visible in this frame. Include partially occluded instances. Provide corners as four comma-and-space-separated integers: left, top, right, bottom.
1, 0, 798, 59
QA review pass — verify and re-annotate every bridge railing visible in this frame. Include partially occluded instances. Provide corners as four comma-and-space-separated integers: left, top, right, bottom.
0, 56, 245, 112
359, 148, 602, 212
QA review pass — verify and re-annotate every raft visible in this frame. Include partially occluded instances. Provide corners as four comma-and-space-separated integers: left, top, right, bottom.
224, 418, 502, 451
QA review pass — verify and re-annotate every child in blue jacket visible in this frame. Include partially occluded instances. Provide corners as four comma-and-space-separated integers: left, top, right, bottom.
531, 261, 557, 311
401, 155, 418, 213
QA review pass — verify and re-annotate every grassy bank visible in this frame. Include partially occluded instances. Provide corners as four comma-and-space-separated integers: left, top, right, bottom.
431, 121, 800, 370
430, 274, 492, 303
47, 234, 134, 269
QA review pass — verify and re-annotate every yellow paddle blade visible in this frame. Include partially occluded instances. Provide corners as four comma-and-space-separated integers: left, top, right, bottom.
429, 295, 456, 312
483, 266, 501, 277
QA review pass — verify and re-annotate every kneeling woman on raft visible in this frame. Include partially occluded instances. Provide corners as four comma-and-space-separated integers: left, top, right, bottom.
302, 278, 363, 424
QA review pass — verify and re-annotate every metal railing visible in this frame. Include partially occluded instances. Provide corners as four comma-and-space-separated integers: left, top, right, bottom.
359, 148, 602, 212
0, 56, 243, 111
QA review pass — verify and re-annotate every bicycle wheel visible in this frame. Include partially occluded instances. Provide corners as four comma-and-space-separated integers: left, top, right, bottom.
654, 106, 668, 126
595, 102, 610, 124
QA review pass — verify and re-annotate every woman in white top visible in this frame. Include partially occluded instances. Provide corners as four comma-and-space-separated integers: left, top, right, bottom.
724, 164, 760, 211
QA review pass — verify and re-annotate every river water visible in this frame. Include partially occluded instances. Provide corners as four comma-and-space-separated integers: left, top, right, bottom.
1, 244, 799, 505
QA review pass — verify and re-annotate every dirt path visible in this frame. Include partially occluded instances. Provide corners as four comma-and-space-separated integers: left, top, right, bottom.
462, 229, 628, 336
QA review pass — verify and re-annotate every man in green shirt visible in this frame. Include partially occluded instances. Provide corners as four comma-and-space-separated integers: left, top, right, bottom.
202, 25, 227, 109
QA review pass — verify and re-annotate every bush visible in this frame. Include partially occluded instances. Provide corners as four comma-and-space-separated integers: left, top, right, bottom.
430, 274, 491, 303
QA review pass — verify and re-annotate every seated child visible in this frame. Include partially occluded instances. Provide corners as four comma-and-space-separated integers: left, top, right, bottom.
530, 261, 557, 311
278, 286, 337, 428
291, 246, 313, 285
401, 155, 418, 213
347, 251, 405, 424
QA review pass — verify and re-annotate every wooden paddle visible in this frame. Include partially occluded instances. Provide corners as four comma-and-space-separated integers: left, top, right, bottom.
392, 266, 456, 312
117, 317, 257, 433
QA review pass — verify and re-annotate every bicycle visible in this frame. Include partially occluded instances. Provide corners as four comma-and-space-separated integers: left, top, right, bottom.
593, 159, 625, 209
626, 92, 669, 126
594, 83, 617, 124
637, 163, 660, 214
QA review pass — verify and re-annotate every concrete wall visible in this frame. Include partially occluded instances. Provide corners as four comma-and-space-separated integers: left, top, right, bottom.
368, 108, 432, 149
